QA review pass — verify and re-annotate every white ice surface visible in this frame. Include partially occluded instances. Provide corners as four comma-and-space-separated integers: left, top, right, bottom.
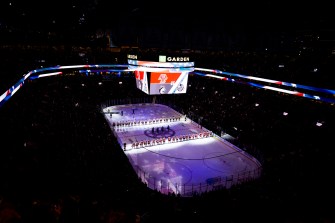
104, 103, 261, 195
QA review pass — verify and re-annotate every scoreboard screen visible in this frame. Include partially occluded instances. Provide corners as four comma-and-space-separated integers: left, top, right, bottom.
135, 71, 188, 95
135, 71, 149, 94
129, 54, 194, 95
149, 72, 188, 95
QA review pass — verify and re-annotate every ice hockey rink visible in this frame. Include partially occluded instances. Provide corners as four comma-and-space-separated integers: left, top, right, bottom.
103, 103, 262, 196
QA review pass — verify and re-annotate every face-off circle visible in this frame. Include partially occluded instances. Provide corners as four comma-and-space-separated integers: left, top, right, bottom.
144, 128, 175, 138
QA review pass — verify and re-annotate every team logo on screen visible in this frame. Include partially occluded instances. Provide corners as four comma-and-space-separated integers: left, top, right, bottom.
158, 73, 168, 83
159, 86, 166, 94
177, 83, 184, 92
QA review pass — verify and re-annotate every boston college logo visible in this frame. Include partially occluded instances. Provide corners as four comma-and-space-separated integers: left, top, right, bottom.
159, 86, 166, 94
158, 73, 168, 83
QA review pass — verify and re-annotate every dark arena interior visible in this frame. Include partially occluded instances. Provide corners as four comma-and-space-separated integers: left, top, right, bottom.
1, 1, 335, 222
1, 48, 335, 223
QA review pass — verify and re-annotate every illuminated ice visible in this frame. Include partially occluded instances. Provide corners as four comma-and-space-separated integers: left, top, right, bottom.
103, 103, 262, 196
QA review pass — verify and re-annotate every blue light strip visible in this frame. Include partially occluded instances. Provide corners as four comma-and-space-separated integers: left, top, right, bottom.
1, 64, 335, 107
193, 72, 335, 103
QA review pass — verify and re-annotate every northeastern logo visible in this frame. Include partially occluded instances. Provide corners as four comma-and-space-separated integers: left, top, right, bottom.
177, 83, 184, 92
158, 73, 168, 83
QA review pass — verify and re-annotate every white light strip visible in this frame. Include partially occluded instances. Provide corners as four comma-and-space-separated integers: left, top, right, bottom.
206, 74, 224, 79
195, 68, 214, 72
264, 86, 299, 94
24, 72, 32, 80
38, 72, 62, 78
58, 65, 87, 69
246, 76, 279, 84
11, 85, 20, 96
0, 91, 7, 102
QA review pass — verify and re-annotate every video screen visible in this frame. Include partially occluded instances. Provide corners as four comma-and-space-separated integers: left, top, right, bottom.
135, 70, 149, 94
148, 71, 189, 95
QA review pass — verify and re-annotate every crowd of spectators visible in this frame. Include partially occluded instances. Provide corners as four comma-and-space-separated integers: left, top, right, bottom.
0, 47, 335, 223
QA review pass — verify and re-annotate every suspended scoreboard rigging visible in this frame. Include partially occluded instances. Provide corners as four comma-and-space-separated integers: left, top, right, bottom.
127, 54, 194, 95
